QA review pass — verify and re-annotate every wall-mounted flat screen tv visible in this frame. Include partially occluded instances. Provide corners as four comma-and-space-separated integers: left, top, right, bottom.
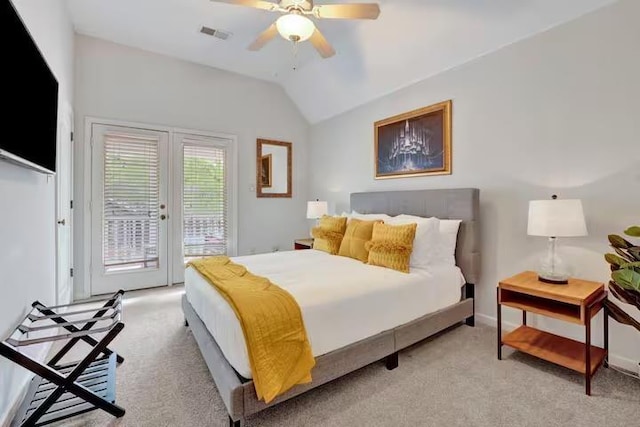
0, 0, 59, 174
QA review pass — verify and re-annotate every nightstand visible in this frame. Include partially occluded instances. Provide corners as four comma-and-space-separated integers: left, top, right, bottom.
497, 271, 608, 395
294, 238, 313, 250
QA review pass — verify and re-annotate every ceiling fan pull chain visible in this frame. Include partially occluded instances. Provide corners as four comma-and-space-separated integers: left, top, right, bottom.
292, 40, 299, 71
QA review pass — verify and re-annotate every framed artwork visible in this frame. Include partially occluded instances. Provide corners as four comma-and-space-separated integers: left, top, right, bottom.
260, 154, 272, 188
374, 100, 452, 179
256, 139, 292, 198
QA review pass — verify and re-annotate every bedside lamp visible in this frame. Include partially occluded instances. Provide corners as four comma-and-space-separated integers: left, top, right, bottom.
306, 200, 328, 220
527, 195, 587, 284
306, 200, 328, 236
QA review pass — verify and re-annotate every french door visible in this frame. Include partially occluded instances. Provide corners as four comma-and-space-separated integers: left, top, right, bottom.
171, 133, 236, 284
91, 124, 169, 294
89, 122, 236, 295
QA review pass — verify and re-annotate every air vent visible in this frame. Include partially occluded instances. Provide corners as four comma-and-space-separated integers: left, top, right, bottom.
200, 26, 231, 40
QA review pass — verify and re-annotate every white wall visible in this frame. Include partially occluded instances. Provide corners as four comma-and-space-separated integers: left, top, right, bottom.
0, 0, 75, 424
309, 0, 640, 372
73, 35, 310, 297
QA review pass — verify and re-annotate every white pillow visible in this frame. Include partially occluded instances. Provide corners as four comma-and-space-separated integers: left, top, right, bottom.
395, 215, 461, 266
436, 219, 462, 266
349, 210, 392, 221
386, 215, 440, 269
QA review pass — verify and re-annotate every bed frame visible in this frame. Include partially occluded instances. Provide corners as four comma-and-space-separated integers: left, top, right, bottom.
182, 188, 480, 426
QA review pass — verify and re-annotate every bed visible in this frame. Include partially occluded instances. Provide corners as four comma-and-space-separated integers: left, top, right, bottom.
182, 188, 480, 426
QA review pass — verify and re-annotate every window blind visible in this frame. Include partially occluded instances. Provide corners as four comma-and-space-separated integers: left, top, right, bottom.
183, 141, 227, 257
103, 133, 160, 272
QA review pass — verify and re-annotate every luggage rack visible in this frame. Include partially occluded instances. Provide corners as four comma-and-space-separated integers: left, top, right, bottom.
0, 290, 126, 427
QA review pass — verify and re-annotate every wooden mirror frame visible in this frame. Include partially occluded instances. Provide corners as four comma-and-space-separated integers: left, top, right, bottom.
256, 139, 292, 198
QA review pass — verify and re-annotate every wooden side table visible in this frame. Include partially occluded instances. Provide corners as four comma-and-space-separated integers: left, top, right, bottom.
294, 238, 313, 250
497, 271, 608, 395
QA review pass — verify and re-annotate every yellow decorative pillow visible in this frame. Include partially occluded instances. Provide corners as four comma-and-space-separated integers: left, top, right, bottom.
312, 215, 348, 255
366, 222, 417, 273
338, 219, 382, 262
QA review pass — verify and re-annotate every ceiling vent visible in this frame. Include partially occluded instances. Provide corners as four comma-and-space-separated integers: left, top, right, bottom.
200, 26, 231, 40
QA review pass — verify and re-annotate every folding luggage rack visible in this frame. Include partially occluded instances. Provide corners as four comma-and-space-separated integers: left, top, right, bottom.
0, 290, 126, 427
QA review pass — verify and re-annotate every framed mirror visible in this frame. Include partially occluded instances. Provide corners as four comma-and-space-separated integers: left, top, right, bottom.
256, 139, 292, 198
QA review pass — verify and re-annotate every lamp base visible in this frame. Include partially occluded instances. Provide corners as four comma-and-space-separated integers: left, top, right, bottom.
535, 236, 572, 285
538, 275, 569, 285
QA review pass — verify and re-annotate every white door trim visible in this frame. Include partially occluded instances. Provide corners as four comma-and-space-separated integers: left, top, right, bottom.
80, 117, 238, 299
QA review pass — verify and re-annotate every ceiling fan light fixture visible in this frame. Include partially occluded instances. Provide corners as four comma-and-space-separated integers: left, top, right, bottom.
276, 13, 315, 42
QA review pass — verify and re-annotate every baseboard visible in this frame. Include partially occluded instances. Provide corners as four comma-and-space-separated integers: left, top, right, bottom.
476, 313, 640, 377
607, 354, 640, 377
476, 313, 519, 330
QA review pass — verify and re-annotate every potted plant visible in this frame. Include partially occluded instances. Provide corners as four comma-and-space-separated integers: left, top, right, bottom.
604, 225, 640, 331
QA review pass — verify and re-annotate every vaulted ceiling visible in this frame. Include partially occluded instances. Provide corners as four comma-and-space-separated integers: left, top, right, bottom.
66, 0, 616, 123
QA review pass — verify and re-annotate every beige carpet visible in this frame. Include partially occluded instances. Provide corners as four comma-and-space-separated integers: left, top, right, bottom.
47, 286, 638, 427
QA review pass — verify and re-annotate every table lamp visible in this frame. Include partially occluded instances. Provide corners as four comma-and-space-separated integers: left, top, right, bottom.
306, 200, 328, 236
527, 195, 587, 284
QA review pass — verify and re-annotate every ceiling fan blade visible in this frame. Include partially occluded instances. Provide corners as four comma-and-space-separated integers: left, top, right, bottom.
211, 0, 279, 12
248, 23, 279, 51
309, 28, 335, 58
313, 3, 380, 20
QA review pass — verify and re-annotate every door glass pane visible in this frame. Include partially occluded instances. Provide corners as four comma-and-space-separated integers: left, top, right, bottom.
103, 133, 160, 272
183, 142, 227, 259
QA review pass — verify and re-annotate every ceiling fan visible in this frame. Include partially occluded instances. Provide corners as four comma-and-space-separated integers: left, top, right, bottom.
211, 0, 381, 58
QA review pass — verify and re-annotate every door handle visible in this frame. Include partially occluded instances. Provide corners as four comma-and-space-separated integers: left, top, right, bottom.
57, 219, 66, 225
160, 214, 167, 220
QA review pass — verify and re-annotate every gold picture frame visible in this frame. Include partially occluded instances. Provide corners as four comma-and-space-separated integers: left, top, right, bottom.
260, 154, 272, 188
374, 100, 452, 179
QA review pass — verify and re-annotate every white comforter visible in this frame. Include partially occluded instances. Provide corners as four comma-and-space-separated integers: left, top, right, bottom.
185, 249, 465, 378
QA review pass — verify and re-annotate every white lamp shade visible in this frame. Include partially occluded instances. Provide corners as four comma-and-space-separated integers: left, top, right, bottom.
306, 201, 328, 219
276, 14, 316, 42
527, 199, 587, 237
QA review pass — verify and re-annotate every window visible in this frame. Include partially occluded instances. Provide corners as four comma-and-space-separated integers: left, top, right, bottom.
182, 140, 228, 258
102, 132, 160, 272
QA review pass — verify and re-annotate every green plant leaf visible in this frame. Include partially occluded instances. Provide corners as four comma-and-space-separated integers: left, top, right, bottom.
624, 226, 640, 237
605, 253, 626, 267
609, 234, 633, 249
620, 261, 640, 269
609, 281, 640, 308
614, 247, 634, 263
629, 247, 640, 262
612, 269, 640, 292
604, 299, 640, 331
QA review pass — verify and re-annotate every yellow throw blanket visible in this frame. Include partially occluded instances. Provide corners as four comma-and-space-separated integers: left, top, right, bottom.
188, 256, 315, 403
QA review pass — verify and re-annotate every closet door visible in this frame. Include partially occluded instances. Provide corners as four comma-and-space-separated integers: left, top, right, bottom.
90, 124, 169, 294
56, 103, 74, 305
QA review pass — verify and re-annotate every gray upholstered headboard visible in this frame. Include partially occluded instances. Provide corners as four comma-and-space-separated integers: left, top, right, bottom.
350, 188, 480, 284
